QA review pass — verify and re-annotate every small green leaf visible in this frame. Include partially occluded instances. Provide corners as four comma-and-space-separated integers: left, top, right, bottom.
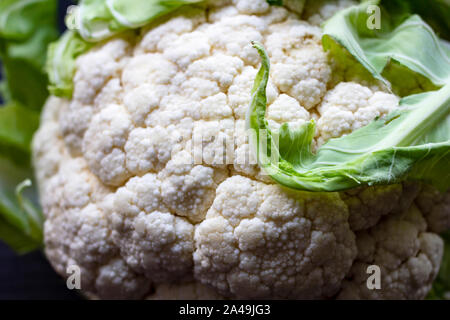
77, 0, 204, 41
16, 179, 44, 237
0, 157, 43, 254
46, 31, 94, 98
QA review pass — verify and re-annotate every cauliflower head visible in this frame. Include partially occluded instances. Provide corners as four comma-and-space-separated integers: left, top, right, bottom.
32, 0, 450, 299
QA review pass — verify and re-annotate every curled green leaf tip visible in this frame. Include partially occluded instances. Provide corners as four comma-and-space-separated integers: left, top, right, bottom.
247, 41, 450, 192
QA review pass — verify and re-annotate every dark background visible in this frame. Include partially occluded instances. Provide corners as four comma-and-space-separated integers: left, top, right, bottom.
0, 242, 82, 299
0, 0, 82, 300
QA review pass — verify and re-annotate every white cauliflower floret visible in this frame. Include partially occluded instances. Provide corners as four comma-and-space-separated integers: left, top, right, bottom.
82, 104, 133, 186
416, 185, 450, 233
69, 204, 116, 268
32, 0, 449, 300
341, 182, 421, 231
198, 93, 233, 120
303, 0, 358, 26
267, 94, 310, 130
194, 176, 356, 299
123, 84, 166, 126
42, 162, 146, 298
95, 258, 151, 300
158, 150, 228, 222
266, 21, 330, 109
122, 53, 177, 91
206, 13, 267, 65
32, 97, 66, 190
124, 126, 176, 175
40, 157, 110, 214
165, 31, 212, 69
94, 78, 123, 107
189, 119, 235, 166
58, 101, 94, 156
58, 39, 131, 155
316, 82, 399, 146
138, 7, 207, 53
338, 205, 443, 299
106, 173, 195, 282
186, 54, 244, 90
73, 38, 130, 105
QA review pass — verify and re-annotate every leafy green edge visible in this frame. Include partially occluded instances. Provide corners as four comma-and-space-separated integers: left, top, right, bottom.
47, 0, 205, 98
247, 41, 449, 192
0, 0, 57, 254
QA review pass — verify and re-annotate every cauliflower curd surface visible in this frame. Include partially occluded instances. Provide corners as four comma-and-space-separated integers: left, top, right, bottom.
32, 0, 450, 299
